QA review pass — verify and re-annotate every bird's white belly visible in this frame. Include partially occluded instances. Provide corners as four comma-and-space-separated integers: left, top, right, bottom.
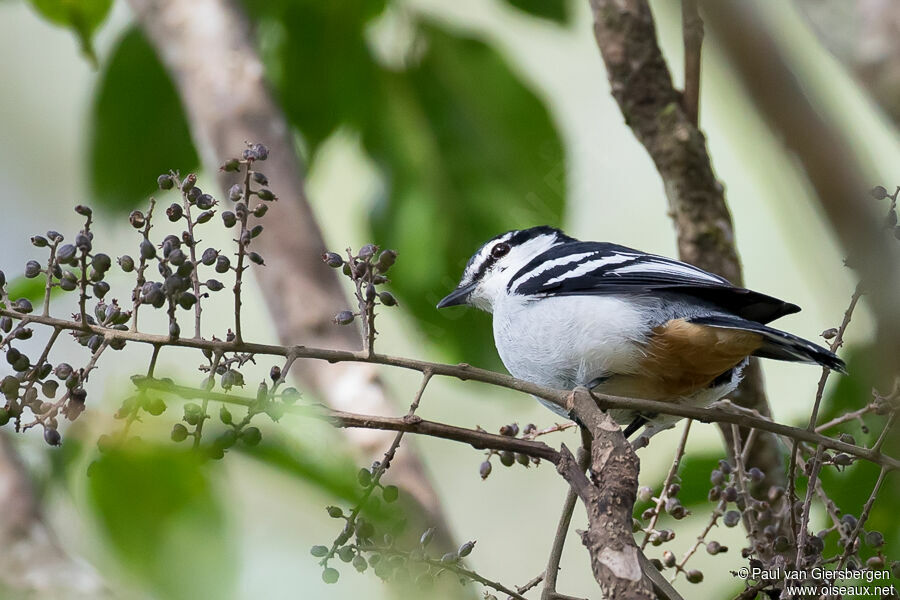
492, 295, 650, 391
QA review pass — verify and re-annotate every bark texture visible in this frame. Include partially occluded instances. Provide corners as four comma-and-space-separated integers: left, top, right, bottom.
586, 0, 785, 493
126, 0, 453, 546
0, 433, 109, 598
557, 389, 654, 599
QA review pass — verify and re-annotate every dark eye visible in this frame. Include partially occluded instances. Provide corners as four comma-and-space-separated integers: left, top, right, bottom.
491, 243, 510, 259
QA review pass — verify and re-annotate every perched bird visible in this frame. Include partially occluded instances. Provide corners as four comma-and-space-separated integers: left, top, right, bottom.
437, 226, 845, 439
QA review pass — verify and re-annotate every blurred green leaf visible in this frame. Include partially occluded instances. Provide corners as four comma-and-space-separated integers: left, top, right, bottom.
89, 28, 198, 212
364, 24, 566, 367
502, 0, 570, 24
817, 347, 900, 561
667, 451, 720, 509
87, 443, 236, 600
28, 0, 113, 66
238, 437, 400, 526
241, 6, 566, 366
242, 0, 387, 155
632, 450, 721, 522
5, 275, 48, 304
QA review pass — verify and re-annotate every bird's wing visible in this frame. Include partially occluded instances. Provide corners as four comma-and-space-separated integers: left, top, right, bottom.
508, 242, 799, 324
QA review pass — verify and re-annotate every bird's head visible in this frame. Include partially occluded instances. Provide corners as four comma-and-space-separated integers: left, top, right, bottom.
437, 226, 572, 312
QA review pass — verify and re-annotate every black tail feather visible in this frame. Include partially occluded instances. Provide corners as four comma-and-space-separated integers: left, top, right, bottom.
689, 315, 847, 375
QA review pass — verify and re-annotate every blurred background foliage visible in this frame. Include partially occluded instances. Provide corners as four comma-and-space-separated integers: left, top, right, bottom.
88, 0, 567, 368
0, 0, 897, 598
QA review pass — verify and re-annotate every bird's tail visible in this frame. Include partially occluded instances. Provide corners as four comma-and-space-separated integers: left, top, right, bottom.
688, 315, 847, 374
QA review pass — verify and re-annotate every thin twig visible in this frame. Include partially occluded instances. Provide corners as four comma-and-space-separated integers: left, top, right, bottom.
672, 497, 726, 580
232, 158, 254, 344
794, 445, 824, 572
176, 173, 204, 339
835, 466, 889, 571
731, 424, 758, 537
319, 370, 433, 566
786, 438, 800, 543
788, 284, 862, 542
641, 419, 692, 549
809, 284, 863, 430
132, 375, 560, 463
41, 239, 59, 317
5, 308, 899, 470
130, 198, 156, 331
192, 351, 222, 449
815, 404, 876, 433
516, 571, 545, 595
356, 542, 530, 600
871, 411, 896, 453
525, 421, 577, 440
542, 433, 590, 600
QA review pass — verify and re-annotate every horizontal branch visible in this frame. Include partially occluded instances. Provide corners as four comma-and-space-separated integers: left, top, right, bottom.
5, 308, 898, 470
131, 377, 562, 463
5, 309, 562, 402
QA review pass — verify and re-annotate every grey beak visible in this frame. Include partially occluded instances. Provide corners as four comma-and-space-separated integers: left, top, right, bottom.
436, 283, 476, 309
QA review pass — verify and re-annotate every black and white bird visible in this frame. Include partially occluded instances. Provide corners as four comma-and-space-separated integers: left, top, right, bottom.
437, 226, 845, 439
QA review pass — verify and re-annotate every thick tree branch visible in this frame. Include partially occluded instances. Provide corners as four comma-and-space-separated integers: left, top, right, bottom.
557, 389, 654, 599
587, 0, 785, 511
0, 433, 110, 598
125, 0, 454, 549
681, 0, 703, 126
702, 0, 900, 375
795, 0, 900, 131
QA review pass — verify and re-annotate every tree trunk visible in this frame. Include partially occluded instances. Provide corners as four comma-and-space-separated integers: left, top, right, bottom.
126, 0, 454, 548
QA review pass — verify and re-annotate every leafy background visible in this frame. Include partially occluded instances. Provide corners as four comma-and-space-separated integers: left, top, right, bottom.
0, 0, 896, 598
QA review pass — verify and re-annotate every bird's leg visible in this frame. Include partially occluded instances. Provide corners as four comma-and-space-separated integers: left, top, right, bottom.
623, 415, 648, 438
631, 420, 676, 449
540, 426, 592, 600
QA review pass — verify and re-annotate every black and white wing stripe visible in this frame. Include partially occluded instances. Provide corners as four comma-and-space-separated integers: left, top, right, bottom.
508, 242, 799, 324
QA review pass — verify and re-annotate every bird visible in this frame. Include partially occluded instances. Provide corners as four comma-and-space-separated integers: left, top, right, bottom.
436, 226, 846, 440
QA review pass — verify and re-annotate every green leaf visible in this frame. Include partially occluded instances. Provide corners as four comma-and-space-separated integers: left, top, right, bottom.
86, 443, 236, 600
28, 0, 113, 66
89, 28, 199, 212
502, 0, 570, 24
0, 274, 64, 310
364, 24, 566, 367
237, 438, 397, 524
241, 0, 387, 155
667, 452, 721, 509
6, 275, 48, 304
239, 6, 566, 366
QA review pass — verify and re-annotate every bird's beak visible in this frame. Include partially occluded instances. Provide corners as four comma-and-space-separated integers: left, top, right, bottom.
436, 283, 476, 309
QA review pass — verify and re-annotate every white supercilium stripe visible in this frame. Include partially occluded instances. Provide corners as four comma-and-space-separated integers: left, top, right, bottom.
610, 260, 722, 282
543, 254, 637, 285
511, 251, 597, 288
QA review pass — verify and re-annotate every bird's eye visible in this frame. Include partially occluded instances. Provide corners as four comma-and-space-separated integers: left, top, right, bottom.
491, 242, 510, 259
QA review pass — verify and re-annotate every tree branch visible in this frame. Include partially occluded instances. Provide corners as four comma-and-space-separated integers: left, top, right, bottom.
702, 0, 900, 375
586, 0, 786, 502
0, 433, 110, 597
125, 0, 455, 549
541, 433, 591, 600
556, 389, 655, 598
681, 0, 703, 126
7, 307, 898, 470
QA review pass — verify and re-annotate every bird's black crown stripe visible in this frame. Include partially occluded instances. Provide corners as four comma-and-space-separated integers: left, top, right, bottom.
466, 227, 571, 284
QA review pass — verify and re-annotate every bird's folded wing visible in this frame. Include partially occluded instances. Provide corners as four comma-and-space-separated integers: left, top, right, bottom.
509, 241, 799, 324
